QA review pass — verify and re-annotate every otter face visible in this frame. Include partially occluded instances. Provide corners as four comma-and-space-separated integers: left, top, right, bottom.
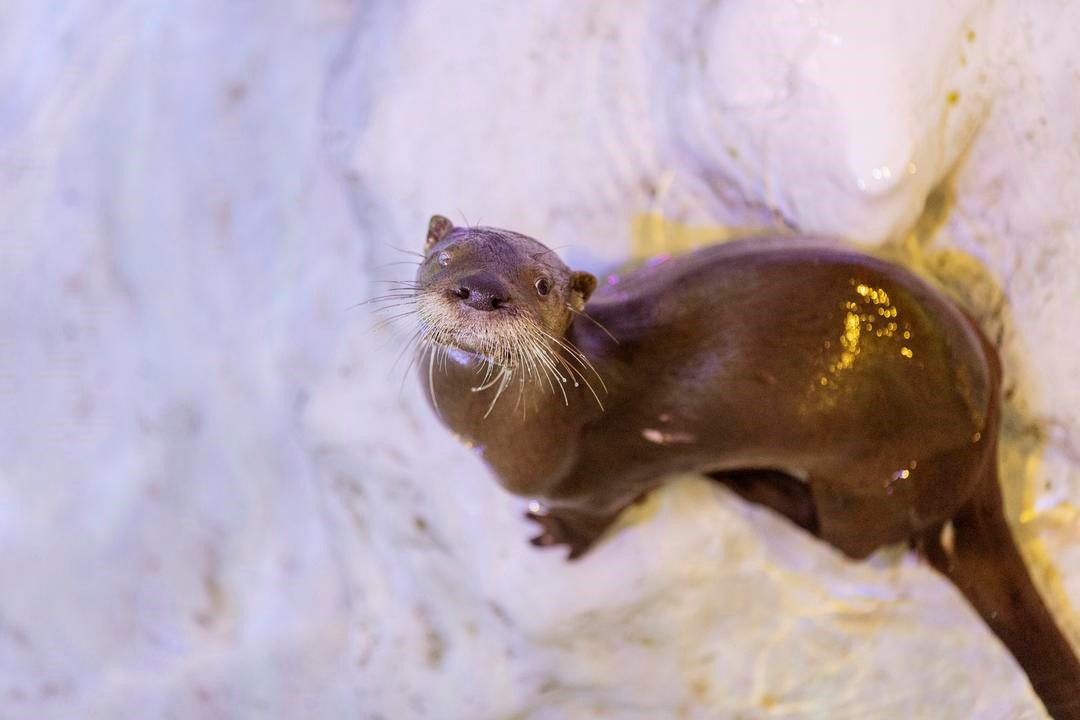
415, 215, 597, 367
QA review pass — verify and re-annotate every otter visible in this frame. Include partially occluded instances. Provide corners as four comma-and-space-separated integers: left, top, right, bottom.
397, 215, 1079, 717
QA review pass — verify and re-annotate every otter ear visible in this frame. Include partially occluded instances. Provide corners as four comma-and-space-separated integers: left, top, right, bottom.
569, 271, 597, 310
426, 215, 454, 249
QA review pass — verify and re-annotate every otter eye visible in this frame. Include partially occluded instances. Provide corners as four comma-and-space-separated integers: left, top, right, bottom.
535, 277, 552, 296
437, 251, 452, 267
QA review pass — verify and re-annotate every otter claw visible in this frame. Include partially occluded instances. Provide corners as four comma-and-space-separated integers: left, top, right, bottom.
525, 510, 558, 533
524, 510, 594, 558
525, 510, 568, 549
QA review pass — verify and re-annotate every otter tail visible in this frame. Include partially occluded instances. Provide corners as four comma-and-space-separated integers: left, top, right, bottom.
924, 465, 1080, 718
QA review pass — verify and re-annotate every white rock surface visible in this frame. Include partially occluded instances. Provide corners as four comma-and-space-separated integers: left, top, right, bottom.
2, 1, 1077, 718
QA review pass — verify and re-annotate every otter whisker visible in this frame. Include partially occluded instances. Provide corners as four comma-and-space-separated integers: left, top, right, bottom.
430, 330, 454, 376
536, 325, 608, 396
516, 340, 544, 411
547, 345, 604, 410
354, 292, 418, 310
520, 332, 567, 404
514, 316, 588, 407
370, 309, 420, 332
474, 356, 498, 391
513, 372, 525, 416
376, 260, 423, 270
369, 294, 420, 307
508, 327, 538, 374
473, 362, 506, 392
366, 289, 420, 299
513, 323, 558, 401
370, 314, 417, 333
482, 368, 512, 419
516, 334, 542, 384
385, 243, 426, 259
374, 279, 423, 287
530, 345, 562, 399
535, 354, 567, 405
515, 362, 528, 419
566, 304, 619, 344
367, 301, 418, 315
371, 299, 419, 313
434, 339, 446, 373
425, 341, 441, 415
367, 289, 418, 299
396, 329, 426, 392
517, 317, 606, 409
540, 327, 593, 369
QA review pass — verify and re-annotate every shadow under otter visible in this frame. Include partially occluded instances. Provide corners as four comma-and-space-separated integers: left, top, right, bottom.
401, 215, 1080, 717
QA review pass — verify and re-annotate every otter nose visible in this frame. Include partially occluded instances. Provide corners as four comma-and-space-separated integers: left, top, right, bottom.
452, 273, 512, 311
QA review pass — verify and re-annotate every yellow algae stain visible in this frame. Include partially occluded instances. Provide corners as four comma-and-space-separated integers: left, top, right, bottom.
687, 676, 711, 700
614, 486, 663, 528
630, 211, 773, 259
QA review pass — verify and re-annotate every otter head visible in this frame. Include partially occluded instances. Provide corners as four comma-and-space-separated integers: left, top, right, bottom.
415, 215, 597, 368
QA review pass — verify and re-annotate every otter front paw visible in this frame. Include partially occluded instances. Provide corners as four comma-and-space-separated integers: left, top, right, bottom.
523, 506, 608, 560
524, 509, 571, 550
